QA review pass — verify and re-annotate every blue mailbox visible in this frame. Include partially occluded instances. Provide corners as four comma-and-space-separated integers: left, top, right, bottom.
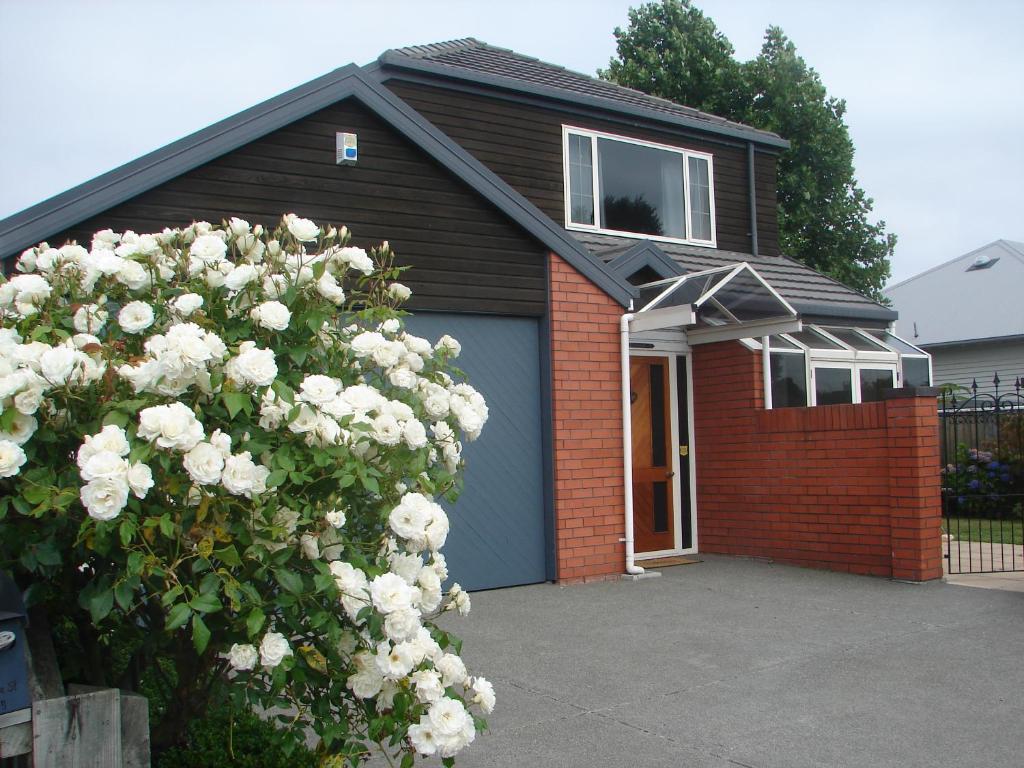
0, 571, 30, 727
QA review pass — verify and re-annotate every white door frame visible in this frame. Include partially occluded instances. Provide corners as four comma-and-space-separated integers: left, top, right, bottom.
629, 345, 698, 558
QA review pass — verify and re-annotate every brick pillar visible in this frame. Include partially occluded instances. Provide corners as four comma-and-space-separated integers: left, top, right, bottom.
885, 389, 944, 581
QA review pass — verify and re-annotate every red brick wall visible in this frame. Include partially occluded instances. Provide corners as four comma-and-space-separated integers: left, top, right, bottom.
692, 340, 943, 581
548, 253, 625, 582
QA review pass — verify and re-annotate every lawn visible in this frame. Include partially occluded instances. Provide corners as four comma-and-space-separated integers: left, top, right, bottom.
943, 517, 1024, 545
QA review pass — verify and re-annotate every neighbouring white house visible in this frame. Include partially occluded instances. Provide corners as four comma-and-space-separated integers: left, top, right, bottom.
885, 240, 1024, 396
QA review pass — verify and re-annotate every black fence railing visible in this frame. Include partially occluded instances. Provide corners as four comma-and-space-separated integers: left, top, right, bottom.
940, 375, 1024, 574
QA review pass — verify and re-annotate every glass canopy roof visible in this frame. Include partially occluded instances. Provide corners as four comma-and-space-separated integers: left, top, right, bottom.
633, 263, 798, 341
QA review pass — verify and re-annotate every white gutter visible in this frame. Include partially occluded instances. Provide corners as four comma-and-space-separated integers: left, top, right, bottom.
762, 335, 772, 409
620, 312, 645, 575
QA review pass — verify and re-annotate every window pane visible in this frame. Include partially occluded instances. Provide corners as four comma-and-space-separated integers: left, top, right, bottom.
768, 335, 799, 350
568, 134, 594, 225
790, 328, 844, 350
687, 156, 712, 241
814, 367, 853, 405
859, 368, 895, 402
827, 328, 889, 352
770, 352, 807, 408
597, 138, 685, 238
903, 357, 930, 388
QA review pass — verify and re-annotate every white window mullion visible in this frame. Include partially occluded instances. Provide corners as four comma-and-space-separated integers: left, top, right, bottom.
590, 135, 601, 230
682, 152, 693, 242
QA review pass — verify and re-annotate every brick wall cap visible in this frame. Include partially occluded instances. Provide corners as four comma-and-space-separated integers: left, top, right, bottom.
882, 386, 940, 400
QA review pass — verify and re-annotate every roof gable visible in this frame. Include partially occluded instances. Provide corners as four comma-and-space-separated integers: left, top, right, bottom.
606, 241, 684, 285
377, 38, 789, 150
884, 240, 1024, 345
0, 64, 632, 306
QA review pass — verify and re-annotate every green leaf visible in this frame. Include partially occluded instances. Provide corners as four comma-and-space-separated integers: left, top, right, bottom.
276, 452, 295, 472
158, 514, 175, 538
118, 517, 136, 547
22, 484, 49, 505
88, 588, 114, 624
190, 593, 222, 614
165, 602, 192, 631
266, 469, 288, 488
192, 614, 211, 655
114, 580, 134, 611
274, 568, 304, 595
246, 608, 265, 638
214, 545, 241, 567
401, 753, 415, 768
222, 391, 251, 419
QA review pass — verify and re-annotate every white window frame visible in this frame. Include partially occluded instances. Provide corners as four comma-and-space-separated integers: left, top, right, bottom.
562, 125, 717, 247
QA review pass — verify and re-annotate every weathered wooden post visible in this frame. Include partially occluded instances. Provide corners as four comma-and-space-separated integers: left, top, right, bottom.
0, 572, 150, 767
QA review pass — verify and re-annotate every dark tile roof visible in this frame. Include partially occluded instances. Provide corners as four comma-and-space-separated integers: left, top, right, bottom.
379, 39, 788, 149
570, 231, 896, 323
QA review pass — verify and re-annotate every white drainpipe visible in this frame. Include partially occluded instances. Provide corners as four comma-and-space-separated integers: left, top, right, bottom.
620, 312, 645, 575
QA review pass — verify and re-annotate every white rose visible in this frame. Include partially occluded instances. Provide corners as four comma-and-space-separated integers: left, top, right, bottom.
341, 246, 374, 275
225, 342, 277, 388
389, 552, 423, 585
284, 214, 320, 242
411, 669, 445, 705
79, 450, 129, 483
227, 643, 258, 671
402, 420, 428, 450
13, 386, 44, 416
299, 374, 341, 406
347, 666, 384, 700
224, 263, 258, 291
435, 335, 461, 358
375, 641, 417, 680
227, 217, 250, 237
72, 304, 108, 335
258, 632, 292, 668
117, 301, 154, 334
169, 293, 204, 317
39, 346, 78, 384
428, 696, 471, 738
389, 368, 418, 389
221, 451, 269, 498
0, 413, 36, 446
287, 404, 318, 434
388, 493, 434, 541
369, 572, 416, 614
77, 425, 130, 467
251, 300, 290, 331
325, 509, 346, 528
349, 331, 386, 358
0, 440, 28, 478
315, 272, 346, 305
408, 717, 438, 756
371, 414, 402, 446
182, 442, 225, 485
80, 477, 129, 521
384, 607, 421, 643
435, 653, 468, 687
190, 234, 227, 265
468, 676, 496, 714
388, 283, 412, 302
127, 462, 153, 499
116, 259, 149, 290
137, 402, 204, 451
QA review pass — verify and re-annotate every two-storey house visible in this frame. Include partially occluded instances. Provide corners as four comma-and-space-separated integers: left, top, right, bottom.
0, 39, 943, 587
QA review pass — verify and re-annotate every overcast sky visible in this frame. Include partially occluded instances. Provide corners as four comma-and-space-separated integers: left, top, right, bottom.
1, 0, 1021, 284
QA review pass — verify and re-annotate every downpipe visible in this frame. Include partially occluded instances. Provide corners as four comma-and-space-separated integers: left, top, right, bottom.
620, 312, 645, 576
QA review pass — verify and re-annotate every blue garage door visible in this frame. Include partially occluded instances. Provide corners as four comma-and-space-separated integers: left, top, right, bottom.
405, 313, 547, 591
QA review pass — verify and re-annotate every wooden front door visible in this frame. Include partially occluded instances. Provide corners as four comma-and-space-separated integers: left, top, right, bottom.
630, 356, 675, 553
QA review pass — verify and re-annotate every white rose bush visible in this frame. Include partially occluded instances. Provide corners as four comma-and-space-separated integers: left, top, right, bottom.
0, 215, 493, 764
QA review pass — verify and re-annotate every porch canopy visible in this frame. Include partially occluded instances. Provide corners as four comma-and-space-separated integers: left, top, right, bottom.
630, 262, 800, 343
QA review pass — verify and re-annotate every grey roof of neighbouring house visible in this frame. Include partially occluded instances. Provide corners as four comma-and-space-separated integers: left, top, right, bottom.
884, 240, 1024, 345
571, 231, 897, 323
377, 38, 789, 150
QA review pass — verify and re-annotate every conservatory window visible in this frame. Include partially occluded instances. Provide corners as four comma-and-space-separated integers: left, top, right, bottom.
759, 326, 928, 409
564, 126, 716, 245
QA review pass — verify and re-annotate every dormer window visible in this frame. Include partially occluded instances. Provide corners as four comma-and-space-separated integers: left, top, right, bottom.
563, 126, 716, 246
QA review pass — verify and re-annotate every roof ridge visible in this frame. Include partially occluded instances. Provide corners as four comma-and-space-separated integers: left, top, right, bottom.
885, 239, 1020, 292
381, 39, 784, 145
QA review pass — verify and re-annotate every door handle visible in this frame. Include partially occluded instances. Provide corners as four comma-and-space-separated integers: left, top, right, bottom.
665, 471, 675, 478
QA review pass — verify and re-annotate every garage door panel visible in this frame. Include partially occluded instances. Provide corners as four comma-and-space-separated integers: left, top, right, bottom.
404, 313, 547, 591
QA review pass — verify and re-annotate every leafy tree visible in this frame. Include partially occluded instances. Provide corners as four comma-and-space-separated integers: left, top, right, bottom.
602, 1, 895, 299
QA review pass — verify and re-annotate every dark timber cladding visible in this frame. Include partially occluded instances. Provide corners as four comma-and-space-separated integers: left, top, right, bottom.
45, 99, 547, 316
384, 79, 782, 257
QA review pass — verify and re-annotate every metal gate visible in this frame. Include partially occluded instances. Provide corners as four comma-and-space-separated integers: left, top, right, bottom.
940, 375, 1024, 573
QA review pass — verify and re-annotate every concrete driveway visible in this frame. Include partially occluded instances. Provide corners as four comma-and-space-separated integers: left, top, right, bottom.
434, 555, 1024, 768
